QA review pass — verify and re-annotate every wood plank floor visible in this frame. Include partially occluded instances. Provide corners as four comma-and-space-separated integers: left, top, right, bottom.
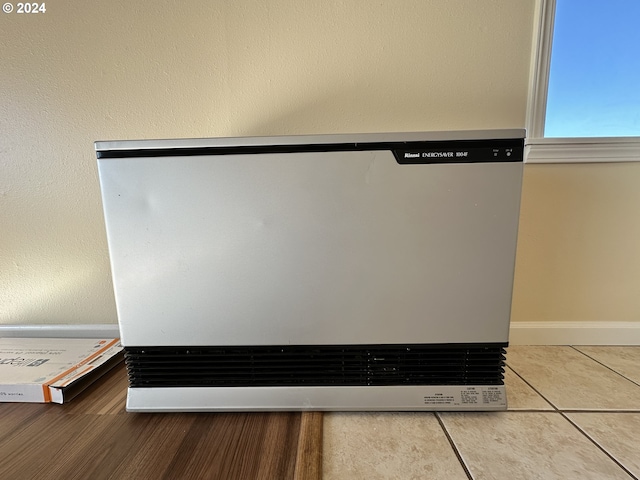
0, 362, 323, 480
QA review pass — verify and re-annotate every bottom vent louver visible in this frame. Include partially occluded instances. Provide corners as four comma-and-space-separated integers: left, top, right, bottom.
125, 344, 506, 388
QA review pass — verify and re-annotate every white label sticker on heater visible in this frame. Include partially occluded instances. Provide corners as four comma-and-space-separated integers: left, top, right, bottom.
482, 387, 504, 404
423, 394, 456, 406
423, 386, 505, 406
461, 388, 481, 404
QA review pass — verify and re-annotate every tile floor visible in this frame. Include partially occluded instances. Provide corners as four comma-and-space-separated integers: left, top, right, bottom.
323, 346, 640, 480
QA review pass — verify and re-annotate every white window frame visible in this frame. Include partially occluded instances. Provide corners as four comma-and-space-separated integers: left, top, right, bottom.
525, 0, 640, 164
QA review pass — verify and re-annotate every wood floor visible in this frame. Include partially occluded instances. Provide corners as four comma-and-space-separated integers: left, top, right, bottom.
0, 362, 323, 480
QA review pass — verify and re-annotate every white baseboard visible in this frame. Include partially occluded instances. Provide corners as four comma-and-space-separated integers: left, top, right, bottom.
509, 321, 640, 346
2, 322, 639, 345
0, 324, 120, 339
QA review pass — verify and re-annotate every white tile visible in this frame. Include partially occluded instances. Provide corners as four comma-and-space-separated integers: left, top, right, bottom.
505, 366, 554, 411
440, 412, 630, 480
573, 346, 640, 385
323, 412, 467, 480
506, 346, 640, 410
566, 412, 640, 478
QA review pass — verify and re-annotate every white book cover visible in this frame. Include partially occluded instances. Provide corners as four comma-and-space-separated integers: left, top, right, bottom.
0, 338, 123, 403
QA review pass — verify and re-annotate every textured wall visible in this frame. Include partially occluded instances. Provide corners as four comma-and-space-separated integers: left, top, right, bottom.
513, 162, 640, 322
2, 1, 537, 324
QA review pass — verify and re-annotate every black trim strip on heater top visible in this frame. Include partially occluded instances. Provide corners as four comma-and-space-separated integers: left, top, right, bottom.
124, 343, 508, 388
97, 138, 524, 164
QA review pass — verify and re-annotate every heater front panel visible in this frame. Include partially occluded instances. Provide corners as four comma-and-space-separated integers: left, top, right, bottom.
98, 147, 522, 347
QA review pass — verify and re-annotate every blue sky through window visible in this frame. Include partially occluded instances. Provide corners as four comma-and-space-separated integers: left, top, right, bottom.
544, 0, 640, 137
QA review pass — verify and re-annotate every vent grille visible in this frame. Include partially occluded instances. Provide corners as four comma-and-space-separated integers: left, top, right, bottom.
125, 344, 506, 388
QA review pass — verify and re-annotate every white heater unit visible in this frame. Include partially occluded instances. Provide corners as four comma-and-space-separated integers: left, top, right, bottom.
96, 130, 524, 412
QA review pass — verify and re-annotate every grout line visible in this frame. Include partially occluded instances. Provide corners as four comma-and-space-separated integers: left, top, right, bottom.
466, 408, 640, 413
560, 412, 639, 480
505, 365, 558, 411
559, 409, 640, 414
434, 412, 474, 480
571, 346, 640, 389
503, 409, 559, 413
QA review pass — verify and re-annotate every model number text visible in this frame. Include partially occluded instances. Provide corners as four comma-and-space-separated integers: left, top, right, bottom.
422, 151, 469, 158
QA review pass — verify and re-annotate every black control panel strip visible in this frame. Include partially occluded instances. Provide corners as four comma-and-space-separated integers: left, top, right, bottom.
97, 138, 524, 163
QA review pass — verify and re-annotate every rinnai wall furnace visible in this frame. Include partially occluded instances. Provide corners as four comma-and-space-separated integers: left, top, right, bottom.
96, 130, 524, 412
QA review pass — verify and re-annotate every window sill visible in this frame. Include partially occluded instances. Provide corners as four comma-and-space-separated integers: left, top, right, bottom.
525, 137, 640, 164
